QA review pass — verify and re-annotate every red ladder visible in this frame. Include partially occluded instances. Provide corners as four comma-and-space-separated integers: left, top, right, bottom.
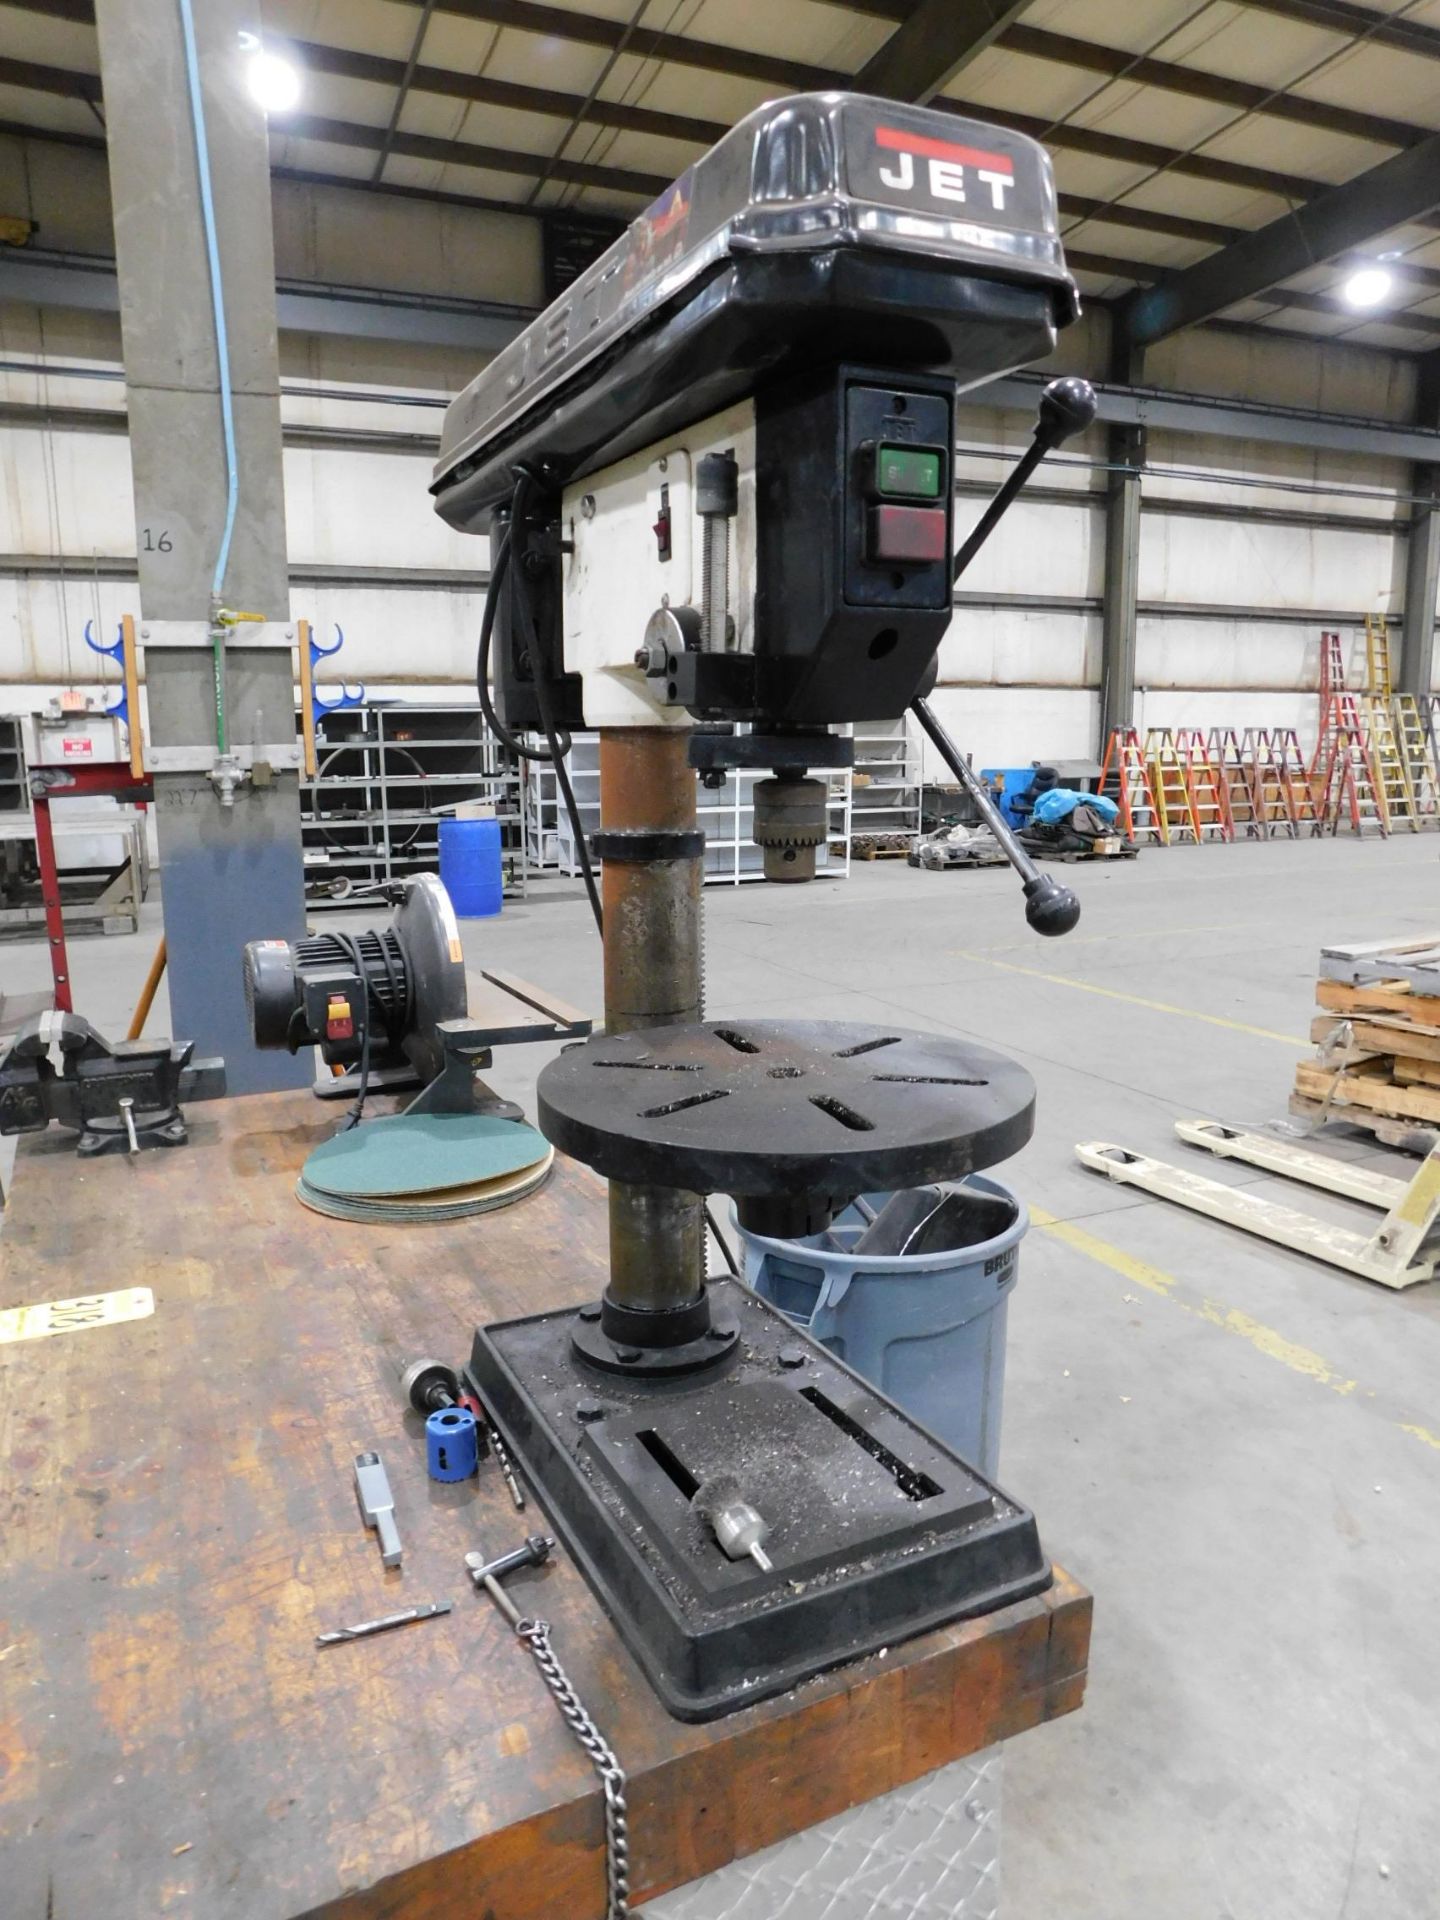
1177, 728, 1234, 842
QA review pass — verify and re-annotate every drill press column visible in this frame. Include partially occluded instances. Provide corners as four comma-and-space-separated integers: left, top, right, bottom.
596, 729, 705, 1318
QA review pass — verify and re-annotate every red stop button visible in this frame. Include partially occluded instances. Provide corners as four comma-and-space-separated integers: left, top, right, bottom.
869, 503, 948, 564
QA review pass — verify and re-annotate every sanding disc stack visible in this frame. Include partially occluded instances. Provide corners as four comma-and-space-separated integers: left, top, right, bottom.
297, 1112, 553, 1224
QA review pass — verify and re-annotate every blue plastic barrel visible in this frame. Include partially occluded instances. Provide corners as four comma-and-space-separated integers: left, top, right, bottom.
736, 1176, 1026, 1478
439, 816, 503, 917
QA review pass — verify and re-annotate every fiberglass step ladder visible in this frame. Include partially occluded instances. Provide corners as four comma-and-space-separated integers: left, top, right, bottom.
1209, 727, 1262, 838
1311, 630, 1388, 836
1098, 727, 1164, 844
1144, 728, 1201, 844
1176, 728, 1234, 842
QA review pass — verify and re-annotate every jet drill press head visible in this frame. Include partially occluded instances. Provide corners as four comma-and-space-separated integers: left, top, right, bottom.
432, 89, 1088, 880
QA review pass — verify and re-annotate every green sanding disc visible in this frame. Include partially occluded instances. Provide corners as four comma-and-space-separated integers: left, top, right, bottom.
296, 1149, 554, 1224
301, 1111, 550, 1200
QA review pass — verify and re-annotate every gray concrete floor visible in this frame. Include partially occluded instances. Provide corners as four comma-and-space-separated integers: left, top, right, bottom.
4, 836, 1439, 1918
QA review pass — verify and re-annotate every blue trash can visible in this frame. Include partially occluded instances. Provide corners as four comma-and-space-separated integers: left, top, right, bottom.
439, 816, 503, 918
736, 1176, 1026, 1478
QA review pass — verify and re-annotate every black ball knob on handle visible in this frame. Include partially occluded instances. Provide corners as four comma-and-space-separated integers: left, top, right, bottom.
1035, 376, 1098, 451
911, 697, 1081, 940
953, 378, 1099, 583
1023, 874, 1082, 938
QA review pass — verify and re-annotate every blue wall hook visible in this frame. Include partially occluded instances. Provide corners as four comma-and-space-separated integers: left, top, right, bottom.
83, 618, 130, 724
310, 622, 365, 725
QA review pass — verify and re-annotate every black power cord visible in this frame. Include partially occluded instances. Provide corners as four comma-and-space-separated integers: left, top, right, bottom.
476, 469, 739, 1279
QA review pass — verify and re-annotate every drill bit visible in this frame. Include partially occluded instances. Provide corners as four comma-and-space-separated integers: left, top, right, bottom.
316, 1601, 451, 1646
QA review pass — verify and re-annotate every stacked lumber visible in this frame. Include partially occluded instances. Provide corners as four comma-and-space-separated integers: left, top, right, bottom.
1292, 937, 1440, 1149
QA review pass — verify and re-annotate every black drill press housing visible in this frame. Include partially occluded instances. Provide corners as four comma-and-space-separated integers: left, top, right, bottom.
438, 90, 1085, 1719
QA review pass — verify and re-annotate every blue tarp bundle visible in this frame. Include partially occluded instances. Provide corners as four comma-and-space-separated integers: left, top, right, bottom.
1030, 788, 1120, 826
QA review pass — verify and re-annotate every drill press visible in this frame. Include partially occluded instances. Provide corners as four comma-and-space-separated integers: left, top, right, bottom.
433, 92, 1091, 1720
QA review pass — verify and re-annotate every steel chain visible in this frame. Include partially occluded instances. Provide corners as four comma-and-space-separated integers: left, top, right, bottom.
517, 1617, 630, 1918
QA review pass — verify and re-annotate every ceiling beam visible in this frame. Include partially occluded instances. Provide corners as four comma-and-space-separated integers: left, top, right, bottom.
0, 0, 1362, 214
353, 0, 835, 91
1003, 22, 1422, 153
1061, 195, 1237, 247
856, 0, 1034, 104
1065, 249, 1440, 340
841, 0, 1440, 130
283, 113, 672, 198
1228, 0, 1440, 63
0, 55, 1284, 254
1123, 130, 1440, 346
292, 40, 729, 148
0, 59, 673, 199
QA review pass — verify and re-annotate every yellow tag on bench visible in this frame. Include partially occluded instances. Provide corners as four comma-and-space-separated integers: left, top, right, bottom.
0, 1287, 154, 1346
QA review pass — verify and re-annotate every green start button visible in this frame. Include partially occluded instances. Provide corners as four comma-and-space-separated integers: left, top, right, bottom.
875, 443, 943, 499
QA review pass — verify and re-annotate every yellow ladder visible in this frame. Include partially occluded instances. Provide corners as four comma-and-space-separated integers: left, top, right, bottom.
1144, 729, 1200, 844
1364, 613, 1393, 699
1392, 694, 1439, 823
1099, 727, 1164, 844
1363, 696, 1416, 831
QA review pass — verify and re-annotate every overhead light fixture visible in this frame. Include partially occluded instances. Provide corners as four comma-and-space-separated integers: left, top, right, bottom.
1340, 263, 1394, 310
246, 48, 302, 115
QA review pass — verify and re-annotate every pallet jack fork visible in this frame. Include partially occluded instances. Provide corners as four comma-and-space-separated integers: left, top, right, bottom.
1076, 1120, 1440, 1290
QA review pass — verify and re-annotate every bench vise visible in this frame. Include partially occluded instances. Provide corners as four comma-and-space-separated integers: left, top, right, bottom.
0, 1010, 225, 1156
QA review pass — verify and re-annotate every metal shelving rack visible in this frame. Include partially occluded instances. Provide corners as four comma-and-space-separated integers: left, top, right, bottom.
527, 732, 853, 885
0, 717, 25, 815
300, 703, 530, 906
850, 716, 923, 849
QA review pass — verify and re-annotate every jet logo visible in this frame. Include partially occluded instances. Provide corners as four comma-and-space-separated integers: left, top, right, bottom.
874, 125, 1014, 213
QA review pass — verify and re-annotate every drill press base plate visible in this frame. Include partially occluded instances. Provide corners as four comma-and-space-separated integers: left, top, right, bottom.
465, 1277, 1050, 1722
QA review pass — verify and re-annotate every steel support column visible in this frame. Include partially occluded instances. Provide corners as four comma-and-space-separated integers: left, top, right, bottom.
596, 729, 705, 1318
93, 0, 308, 1093
1400, 357, 1440, 702
1098, 337, 1145, 751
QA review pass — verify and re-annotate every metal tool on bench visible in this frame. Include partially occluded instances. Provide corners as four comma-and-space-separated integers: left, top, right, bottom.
433, 93, 1091, 1719
243, 873, 590, 1117
468, 1530, 629, 1920
402, 1356, 528, 1506
316, 1601, 451, 1647
465, 1532, 555, 1607
0, 1009, 225, 1155
354, 1450, 403, 1568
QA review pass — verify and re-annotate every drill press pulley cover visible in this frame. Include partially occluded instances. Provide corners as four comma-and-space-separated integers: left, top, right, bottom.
433, 92, 1087, 1719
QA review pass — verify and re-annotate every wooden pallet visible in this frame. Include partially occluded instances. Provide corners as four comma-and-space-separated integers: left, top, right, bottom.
1294, 1057, 1440, 1126
1040, 834, 1137, 863
1318, 934, 1440, 994
1311, 1010, 1440, 1063
1288, 1093, 1440, 1155
853, 836, 915, 860
1315, 978, 1440, 1029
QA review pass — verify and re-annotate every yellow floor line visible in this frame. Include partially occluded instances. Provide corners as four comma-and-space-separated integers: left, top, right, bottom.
1034, 1206, 1440, 1452
950, 951, 1307, 1047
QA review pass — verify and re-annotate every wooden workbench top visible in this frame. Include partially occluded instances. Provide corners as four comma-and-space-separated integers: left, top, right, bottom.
0, 1091, 1089, 1919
